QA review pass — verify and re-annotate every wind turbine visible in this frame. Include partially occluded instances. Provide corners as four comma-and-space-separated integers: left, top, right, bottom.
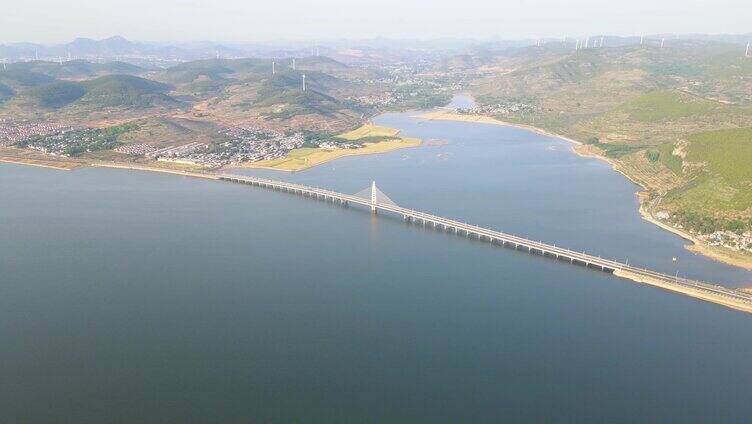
302, 73, 306, 91
661, 38, 665, 48
640, 34, 644, 45
746, 43, 751, 58
216, 50, 220, 60
316, 47, 320, 57
600, 36, 604, 47
272, 60, 275, 75
585, 36, 590, 49
1, 59, 6, 71
292, 58, 296, 70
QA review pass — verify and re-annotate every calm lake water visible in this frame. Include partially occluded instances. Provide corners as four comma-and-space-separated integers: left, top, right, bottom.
2, 96, 751, 422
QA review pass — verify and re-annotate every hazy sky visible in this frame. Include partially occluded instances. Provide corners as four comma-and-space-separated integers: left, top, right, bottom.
2, 0, 751, 44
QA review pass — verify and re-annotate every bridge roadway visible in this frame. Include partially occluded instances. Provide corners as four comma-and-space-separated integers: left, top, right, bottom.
219, 173, 752, 312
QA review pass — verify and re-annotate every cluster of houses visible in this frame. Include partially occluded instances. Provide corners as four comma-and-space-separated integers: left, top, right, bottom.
149, 127, 306, 167
455, 101, 537, 116
148, 142, 208, 159
114, 143, 158, 155
0, 120, 73, 147
699, 231, 752, 253
318, 140, 360, 150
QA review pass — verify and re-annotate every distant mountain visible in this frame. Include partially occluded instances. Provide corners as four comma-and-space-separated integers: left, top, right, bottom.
0, 36, 190, 61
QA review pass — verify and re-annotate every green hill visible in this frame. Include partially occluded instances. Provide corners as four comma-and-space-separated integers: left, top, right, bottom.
254, 71, 347, 118
80, 75, 171, 108
158, 60, 236, 85
616, 90, 721, 122
662, 128, 752, 232
27, 81, 86, 108
295, 56, 349, 74
0, 68, 56, 88
4, 60, 143, 80
466, 40, 752, 239
24, 74, 172, 109
0, 82, 13, 102
155, 58, 271, 92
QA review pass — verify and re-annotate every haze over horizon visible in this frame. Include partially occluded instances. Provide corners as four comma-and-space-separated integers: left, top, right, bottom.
2, 0, 751, 44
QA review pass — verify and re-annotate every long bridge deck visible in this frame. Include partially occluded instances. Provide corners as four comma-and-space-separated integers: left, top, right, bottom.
219, 173, 752, 314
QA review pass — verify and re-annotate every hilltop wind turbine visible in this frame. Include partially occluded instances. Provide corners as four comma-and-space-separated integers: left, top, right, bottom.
600, 36, 604, 48
661, 38, 665, 48
640, 34, 644, 45
58, 56, 63, 65
302, 73, 306, 91
746, 43, 751, 58
585, 36, 590, 49
1, 59, 6, 71
272, 60, 275, 75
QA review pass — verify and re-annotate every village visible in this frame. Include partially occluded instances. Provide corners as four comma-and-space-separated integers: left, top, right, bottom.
454, 100, 537, 116
699, 231, 752, 254
0, 119, 73, 147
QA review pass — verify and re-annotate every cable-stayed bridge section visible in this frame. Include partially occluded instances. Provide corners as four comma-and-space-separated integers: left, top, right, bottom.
218, 173, 752, 314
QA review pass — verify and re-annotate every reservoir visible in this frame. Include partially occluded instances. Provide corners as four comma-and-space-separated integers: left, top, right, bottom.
1, 96, 751, 422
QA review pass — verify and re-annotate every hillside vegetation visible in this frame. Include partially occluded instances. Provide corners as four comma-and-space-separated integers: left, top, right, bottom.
463, 41, 752, 243
21, 75, 172, 109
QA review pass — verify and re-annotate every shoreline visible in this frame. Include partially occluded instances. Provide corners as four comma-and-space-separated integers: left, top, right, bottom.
416, 110, 752, 271
4, 110, 751, 271
0, 156, 82, 170
416, 111, 583, 145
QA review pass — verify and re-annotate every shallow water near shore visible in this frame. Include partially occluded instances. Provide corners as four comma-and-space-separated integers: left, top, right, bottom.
1, 96, 751, 422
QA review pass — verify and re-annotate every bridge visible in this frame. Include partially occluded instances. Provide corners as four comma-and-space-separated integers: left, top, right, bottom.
219, 173, 752, 314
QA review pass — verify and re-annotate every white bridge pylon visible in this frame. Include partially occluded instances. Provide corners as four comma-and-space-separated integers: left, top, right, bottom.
354, 181, 398, 213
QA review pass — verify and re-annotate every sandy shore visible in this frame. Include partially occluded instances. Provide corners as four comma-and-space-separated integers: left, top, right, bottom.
417, 111, 582, 145
416, 110, 752, 271
0, 156, 82, 170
